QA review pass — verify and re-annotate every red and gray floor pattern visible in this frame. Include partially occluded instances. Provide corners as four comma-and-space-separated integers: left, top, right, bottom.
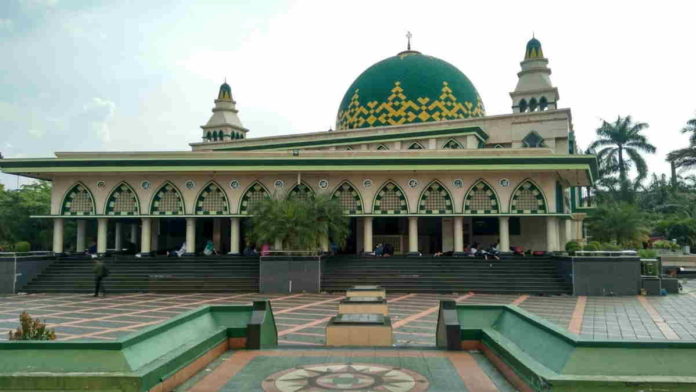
3, 284, 696, 344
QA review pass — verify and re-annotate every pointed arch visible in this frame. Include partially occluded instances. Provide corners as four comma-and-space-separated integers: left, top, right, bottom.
442, 138, 463, 149
408, 142, 424, 150
239, 181, 270, 215
509, 179, 548, 214
463, 179, 500, 214
344, 146, 353, 151
195, 181, 229, 215
418, 180, 453, 214
376, 144, 389, 150
519, 99, 528, 113
331, 181, 363, 215
60, 182, 95, 216
539, 96, 548, 111
288, 182, 315, 201
150, 181, 185, 215
529, 97, 538, 112
105, 182, 140, 216
373, 181, 408, 215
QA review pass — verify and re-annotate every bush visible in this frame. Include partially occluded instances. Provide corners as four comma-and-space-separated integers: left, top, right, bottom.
584, 241, 601, 251
0, 242, 13, 252
13, 241, 30, 252
653, 240, 679, 251
8, 312, 56, 341
601, 242, 622, 251
638, 249, 658, 259
565, 241, 582, 253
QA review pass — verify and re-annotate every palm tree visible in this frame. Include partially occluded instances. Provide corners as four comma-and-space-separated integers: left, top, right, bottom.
667, 116, 696, 171
246, 194, 349, 253
589, 116, 656, 193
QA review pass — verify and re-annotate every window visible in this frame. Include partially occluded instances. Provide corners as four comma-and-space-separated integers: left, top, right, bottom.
373, 182, 407, 214
332, 182, 362, 214
105, 183, 139, 216
522, 131, 545, 148
519, 99, 528, 113
196, 182, 229, 215
418, 181, 453, 214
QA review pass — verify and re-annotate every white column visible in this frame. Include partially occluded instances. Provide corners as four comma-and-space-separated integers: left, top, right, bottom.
546, 217, 559, 252
453, 216, 464, 253
428, 138, 437, 149
186, 217, 196, 254
408, 216, 418, 254
363, 216, 373, 253
129, 224, 138, 244
114, 221, 123, 251
563, 218, 572, 247
97, 218, 108, 255
150, 219, 159, 253
229, 217, 240, 254
274, 238, 283, 251
141, 218, 151, 254
213, 218, 222, 250
320, 233, 329, 253
52, 218, 64, 254
499, 216, 510, 253
76, 219, 86, 253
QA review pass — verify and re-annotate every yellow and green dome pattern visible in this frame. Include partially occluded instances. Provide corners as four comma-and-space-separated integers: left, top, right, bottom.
336, 51, 485, 130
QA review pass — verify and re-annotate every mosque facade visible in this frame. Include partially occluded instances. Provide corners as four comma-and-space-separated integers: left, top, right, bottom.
0, 37, 596, 256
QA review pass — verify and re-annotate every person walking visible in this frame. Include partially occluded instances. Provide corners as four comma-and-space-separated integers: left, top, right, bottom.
93, 258, 109, 297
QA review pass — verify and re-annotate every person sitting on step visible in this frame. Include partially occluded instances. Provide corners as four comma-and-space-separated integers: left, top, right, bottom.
203, 240, 218, 256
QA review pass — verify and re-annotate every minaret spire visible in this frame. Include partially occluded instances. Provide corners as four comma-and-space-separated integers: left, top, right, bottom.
406, 31, 412, 51
200, 81, 249, 143
509, 36, 559, 113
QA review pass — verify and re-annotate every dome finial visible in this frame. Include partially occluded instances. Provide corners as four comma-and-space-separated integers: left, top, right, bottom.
525, 35, 544, 60
406, 31, 412, 51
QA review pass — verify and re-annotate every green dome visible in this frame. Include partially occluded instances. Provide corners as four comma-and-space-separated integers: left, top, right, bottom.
525, 37, 543, 59
336, 51, 485, 130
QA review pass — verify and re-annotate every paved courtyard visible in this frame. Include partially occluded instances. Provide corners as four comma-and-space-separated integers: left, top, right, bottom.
2, 280, 696, 345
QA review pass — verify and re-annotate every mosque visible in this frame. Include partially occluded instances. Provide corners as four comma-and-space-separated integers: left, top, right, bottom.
0, 36, 596, 256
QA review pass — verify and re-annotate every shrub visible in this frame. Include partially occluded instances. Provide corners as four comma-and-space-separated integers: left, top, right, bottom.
565, 241, 581, 253
601, 242, 622, 251
584, 241, 601, 251
8, 312, 56, 341
13, 241, 30, 252
653, 240, 679, 251
638, 249, 658, 259
0, 242, 13, 252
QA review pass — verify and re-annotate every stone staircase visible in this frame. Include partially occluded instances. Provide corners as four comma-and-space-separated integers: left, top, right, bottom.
19, 256, 259, 293
321, 256, 572, 295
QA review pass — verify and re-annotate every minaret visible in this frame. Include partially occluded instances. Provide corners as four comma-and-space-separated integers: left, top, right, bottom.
200, 82, 249, 142
510, 36, 559, 113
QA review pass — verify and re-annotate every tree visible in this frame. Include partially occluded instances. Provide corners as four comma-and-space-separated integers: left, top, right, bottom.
245, 194, 349, 253
0, 181, 54, 250
587, 202, 649, 246
667, 115, 696, 171
589, 116, 656, 197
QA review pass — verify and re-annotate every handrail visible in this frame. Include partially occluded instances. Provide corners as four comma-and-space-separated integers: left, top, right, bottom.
574, 250, 637, 257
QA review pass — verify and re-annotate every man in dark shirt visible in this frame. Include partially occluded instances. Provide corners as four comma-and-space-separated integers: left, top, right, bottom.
93, 259, 109, 297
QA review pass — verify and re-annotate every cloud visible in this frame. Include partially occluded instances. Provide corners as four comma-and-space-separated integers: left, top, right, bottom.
27, 128, 44, 139
80, 97, 115, 143
0, 19, 14, 32
19, 0, 59, 9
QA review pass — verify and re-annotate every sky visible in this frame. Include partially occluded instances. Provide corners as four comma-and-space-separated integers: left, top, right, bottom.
1, 0, 695, 188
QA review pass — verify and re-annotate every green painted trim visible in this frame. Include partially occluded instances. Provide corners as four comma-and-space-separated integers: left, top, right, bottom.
0, 302, 277, 392
449, 304, 696, 391
214, 126, 488, 151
